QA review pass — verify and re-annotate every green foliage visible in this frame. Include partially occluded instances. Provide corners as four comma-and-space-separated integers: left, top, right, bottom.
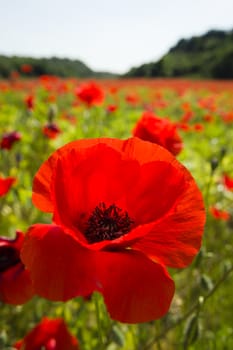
0, 55, 118, 78
0, 78, 233, 349
125, 29, 233, 79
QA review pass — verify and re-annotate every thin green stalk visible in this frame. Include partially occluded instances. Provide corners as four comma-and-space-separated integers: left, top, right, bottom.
94, 293, 105, 350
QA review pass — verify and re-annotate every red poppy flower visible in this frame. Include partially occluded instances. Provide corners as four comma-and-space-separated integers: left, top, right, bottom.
21, 137, 205, 323
125, 94, 139, 106
193, 123, 204, 132
75, 82, 104, 107
0, 131, 21, 150
25, 94, 35, 110
0, 176, 16, 197
20, 64, 33, 74
176, 122, 191, 132
181, 111, 193, 123
61, 113, 77, 125
223, 173, 233, 191
209, 206, 230, 221
43, 123, 61, 139
222, 111, 233, 123
13, 317, 79, 350
106, 104, 118, 113
0, 231, 34, 304
132, 112, 183, 156
203, 114, 214, 122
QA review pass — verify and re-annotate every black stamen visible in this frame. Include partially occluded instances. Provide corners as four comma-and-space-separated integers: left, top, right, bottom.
0, 246, 21, 273
85, 203, 133, 244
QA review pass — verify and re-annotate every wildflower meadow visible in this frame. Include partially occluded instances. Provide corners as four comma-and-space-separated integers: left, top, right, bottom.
0, 76, 233, 350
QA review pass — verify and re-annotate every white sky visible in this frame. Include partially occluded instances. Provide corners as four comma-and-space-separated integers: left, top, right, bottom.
0, 0, 233, 73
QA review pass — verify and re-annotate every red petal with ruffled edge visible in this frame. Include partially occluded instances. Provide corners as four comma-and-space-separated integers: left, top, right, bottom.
32, 137, 176, 214
0, 176, 16, 197
14, 317, 79, 350
0, 264, 33, 305
21, 224, 98, 301
0, 232, 34, 304
32, 137, 205, 265
32, 138, 123, 213
131, 172, 205, 268
51, 144, 139, 238
97, 250, 175, 323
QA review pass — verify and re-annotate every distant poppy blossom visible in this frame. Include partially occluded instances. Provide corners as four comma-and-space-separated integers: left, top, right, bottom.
209, 206, 230, 221
106, 104, 118, 113
10, 70, 20, 80
223, 174, 233, 191
20, 64, 33, 74
75, 82, 104, 107
133, 112, 183, 156
193, 123, 204, 132
176, 122, 191, 132
0, 176, 16, 197
203, 114, 214, 122
222, 111, 233, 123
0, 131, 21, 150
181, 111, 193, 123
14, 317, 79, 350
22, 137, 205, 323
0, 231, 34, 304
25, 94, 35, 110
125, 93, 139, 106
43, 123, 61, 139
62, 113, 77, 125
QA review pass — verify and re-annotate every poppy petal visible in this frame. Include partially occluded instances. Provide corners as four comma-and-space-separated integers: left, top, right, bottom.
97, 250, 175, 323
32, 138, 124, 212
52, 144, 139, 236
126, 161, 186, 225
0, 264, 33, 305
0, 176, 16, 197
32, 138, 174, 214
132, 176, 205, 268
21, 224, 98, 301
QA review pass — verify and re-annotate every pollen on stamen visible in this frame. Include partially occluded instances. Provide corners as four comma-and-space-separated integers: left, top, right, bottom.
84, 202, 134, 244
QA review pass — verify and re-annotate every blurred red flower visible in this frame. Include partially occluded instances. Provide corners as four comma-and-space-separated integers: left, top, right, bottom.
0, 131, 21, 150
20, 64, 33, 74
61, 113, 77, 125
222, 111, 233, 123
209, 206, 230, 221
25, 94, 35, 110
14, 317, 79, 350
21, 137, 205, 323
106, 104, 118, 113
75, 82, 104, 107
133, 111, 183, 156
203, 114, 214, 122
0, 176, 16, 197
0, 231, 34, 304
223, 173, 233, 191
193, 123, 204, 132
125, 93, 139, 105
43, 123, 61, 139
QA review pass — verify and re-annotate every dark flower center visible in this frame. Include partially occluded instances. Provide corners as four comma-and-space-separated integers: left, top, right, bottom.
85, 203, 133, 244
0, 246, 21, 273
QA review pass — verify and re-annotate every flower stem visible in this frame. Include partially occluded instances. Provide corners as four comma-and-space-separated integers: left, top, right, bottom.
94, 293, 105, 350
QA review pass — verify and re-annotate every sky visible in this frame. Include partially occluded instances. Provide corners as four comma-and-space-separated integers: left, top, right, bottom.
0, 0, 233, 74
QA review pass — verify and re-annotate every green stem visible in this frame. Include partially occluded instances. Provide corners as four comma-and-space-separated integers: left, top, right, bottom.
94, 293, 105, 350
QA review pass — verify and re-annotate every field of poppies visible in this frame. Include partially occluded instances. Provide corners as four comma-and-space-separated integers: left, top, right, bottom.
0, 76, 233, 350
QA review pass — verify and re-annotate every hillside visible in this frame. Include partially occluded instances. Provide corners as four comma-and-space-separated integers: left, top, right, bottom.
125, 29, 233, 79
0, 55, 117, 79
